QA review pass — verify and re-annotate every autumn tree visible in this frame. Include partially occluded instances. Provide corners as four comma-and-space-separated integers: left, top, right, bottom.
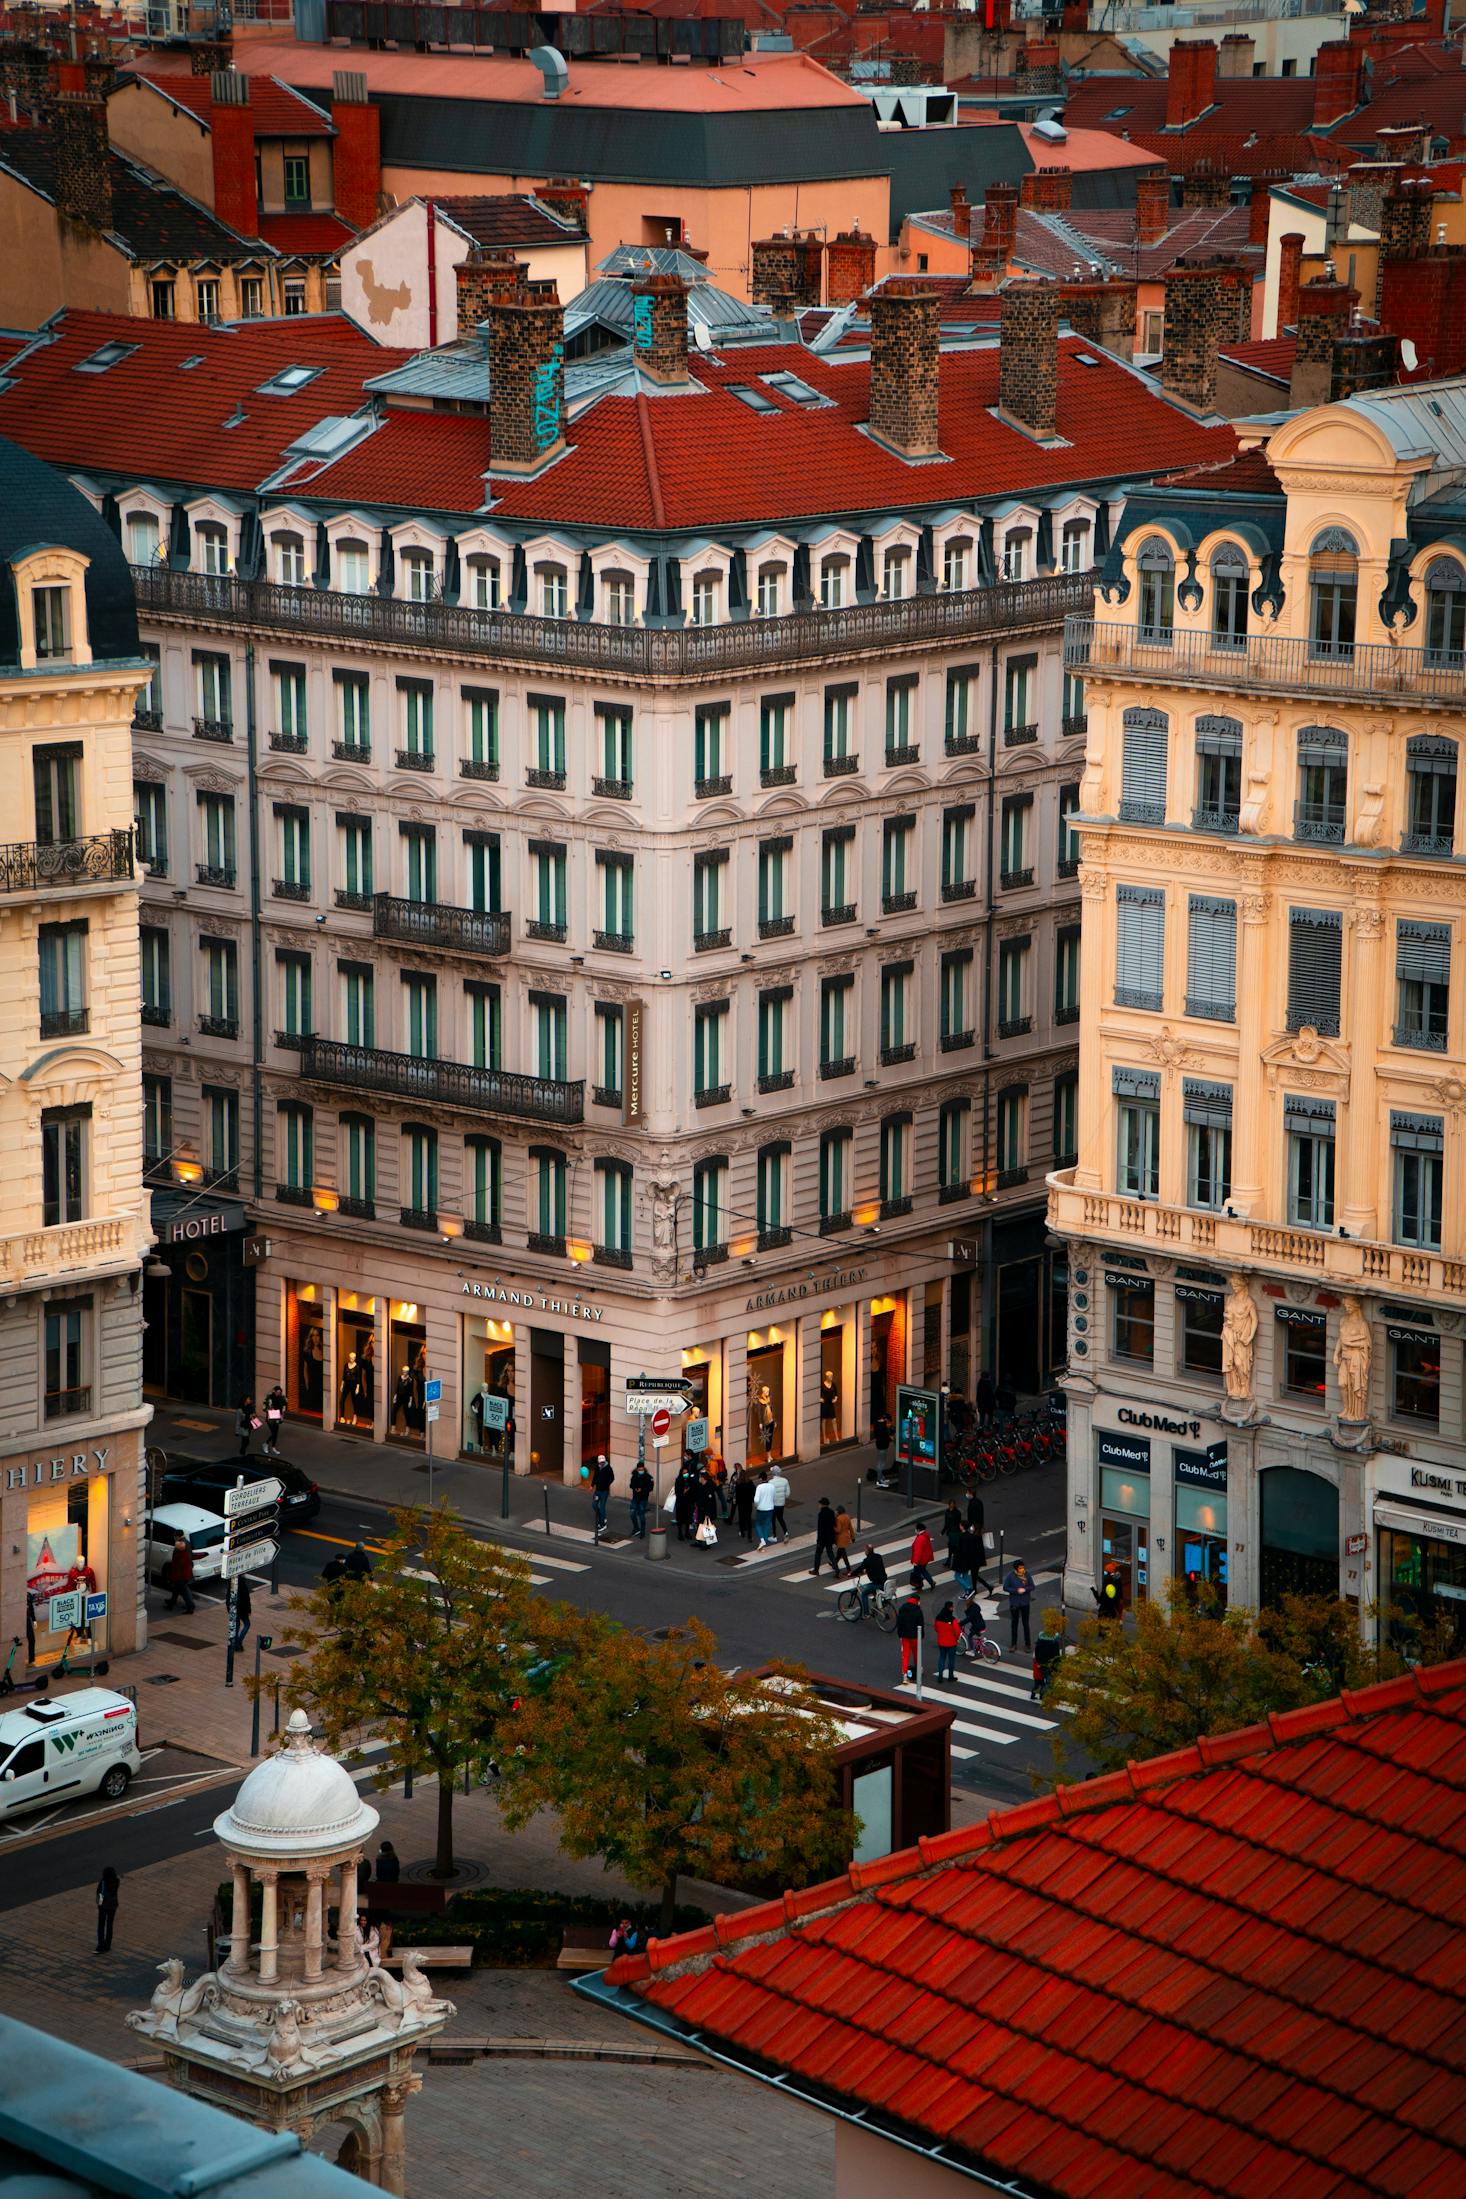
261, 1507, 543, 1877
496, 1617, 855, 1934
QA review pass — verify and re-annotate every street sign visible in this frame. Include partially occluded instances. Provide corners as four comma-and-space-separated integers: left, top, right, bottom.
684, 1417, 709, 1454
625, 1393, 692, 1418
1345, 1532, 1368, 1556
86, 1591, 108, 1624
483, 1393, 509, 1432
425, 1378, 443, 1405
225, 1476, 282, 1518
626, 1374, 696, 1395
651, 1407, 671, 1440
426, 1403, 440, 1425
652, 1435, 670, 1449
223, 1537, 278, 1581
243, 1234, 272, 1268
47, 1590, 84, 1632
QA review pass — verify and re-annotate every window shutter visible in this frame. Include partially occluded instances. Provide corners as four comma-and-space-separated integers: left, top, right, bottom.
1194, 714, 1242, 758
1183, 1078, 1233, 1128
1115, 886, 1165, 1010
1406, 733, 1457, 777
1284, 1094, 1335, 1136
1391, 1110, 1444, 1153
1396, 921, 1451, 986
1112, 1066, 1160, 1099
1119, 707, 1168, 823
1286, 909, 1342, 1033
1297, 723, 1348, 765
1185, 895, 1237, 1021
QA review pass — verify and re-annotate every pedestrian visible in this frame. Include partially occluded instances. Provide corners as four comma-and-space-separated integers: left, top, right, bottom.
734, 1464, 756, 1543
941, 1500, 964, 1573
1093, 1561, 1124, 1623
872, 1410, 893, 1489
608, 1917, 640, 1958
832, 1503, 855, 1576
934, 1601, 961, 1683
965, 1490, 994, 1591
909, 1520, 936, 1592
95, 1866, 120, 1953
752, 1471, 777, 1546
360, 1853, 373, 1888
767, 1465, 791, 1542
1032, 1614, 1066, 1702
342, 1541, 374, 1582
1003, 1559, 1033, 1650
895, 1586, 925, 1681
375, 1840, 401, 1883
321, 1551, 348, 1595
950, 1525, 976, 1599
230, 1575, 252, 1653
591, 1452, 614, 1533
262, 1383, 286, 1459
809, 1498, 839, 1577
673, 1464, 698, 1544
358, 1913, 381, 1968
164, 1532, 195, 1614
236, 1394, 259, 1459
628, 1458, 653, 1538
856, 1543, 888, 1616
708, 1454, 730, 1521
974, 1372, 996, 1430
959, 1591, 992, 1660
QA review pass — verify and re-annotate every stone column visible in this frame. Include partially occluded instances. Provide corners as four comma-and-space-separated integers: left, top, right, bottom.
512, 1321, 533, 1476
303, 1869, 325, 1983
227, 1862, 252, 1974
258, 1869, 279, 1984
338, 1856, 360, 1969
561, 1341, 581, 1487
1342, 900, 1387, 1235
1230, 889, 1271, 1212
380, 2078, 418, 2198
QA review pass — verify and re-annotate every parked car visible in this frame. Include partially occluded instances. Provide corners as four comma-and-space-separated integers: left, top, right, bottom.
147, 1504, 230, 1586
158, 1456, 321, 1528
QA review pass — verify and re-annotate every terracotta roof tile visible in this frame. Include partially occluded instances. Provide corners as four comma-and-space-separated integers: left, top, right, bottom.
435, 195, 584, 249
257, 213, 356, 257
129, 65, 336, 136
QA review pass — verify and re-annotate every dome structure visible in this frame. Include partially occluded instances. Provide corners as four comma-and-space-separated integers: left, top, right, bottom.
0, 433, 140, 668
214, 1711, 380, 1859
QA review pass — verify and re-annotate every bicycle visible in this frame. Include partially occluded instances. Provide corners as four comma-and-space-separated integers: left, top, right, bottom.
835, 1583, 899, 1630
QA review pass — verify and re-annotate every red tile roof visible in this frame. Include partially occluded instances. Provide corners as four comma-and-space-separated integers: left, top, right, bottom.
256, 213, 357, 258
606, 1662, 1466, 2199
1157, 446, 1283, 495
435, 195, 585, 249
128, 66, 336, 137
1217, 335, 1297, 386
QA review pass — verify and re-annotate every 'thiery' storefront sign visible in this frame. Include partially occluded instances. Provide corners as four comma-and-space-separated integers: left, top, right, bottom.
4, 1447, 110, 1491
745, 1267, 867, 1315
461, 1282, 603, 1323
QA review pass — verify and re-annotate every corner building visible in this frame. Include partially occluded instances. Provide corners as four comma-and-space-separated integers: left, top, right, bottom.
0, 275, 1227, 1486
1053, 384, 1466, 1643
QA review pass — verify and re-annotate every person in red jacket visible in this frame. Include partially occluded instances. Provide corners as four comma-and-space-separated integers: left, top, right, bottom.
933, 1600, 961, 1682
910, 1521, 936, 1592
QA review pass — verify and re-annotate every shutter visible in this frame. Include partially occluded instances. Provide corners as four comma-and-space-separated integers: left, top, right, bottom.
1284, 1094, 1336, 1136
1194, 714, 1242, 758
1287, 909, 1342, 1032
1392, 1111, 1444, 1153
1297, 723, 1348, 765
1396, 921, 1451, 985
1406, 734, 1458, 777
1183, 1078, 1233, 1128
1112, 1066, 1160, 1099
1185, 896, 1237, 1020
1119, 707, 1168, 822
1116, 886, 1165, 1009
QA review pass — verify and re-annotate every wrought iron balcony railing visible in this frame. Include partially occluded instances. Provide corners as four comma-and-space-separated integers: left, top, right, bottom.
1067, 615, 1466, 711
0, 830, 134, 894
299, 1036, 583, 1124
372, 894, 511, 958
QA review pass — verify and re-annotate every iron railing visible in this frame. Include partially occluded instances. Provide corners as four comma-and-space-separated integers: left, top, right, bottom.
372, 894, 511, 958
0, 830, 133, 893
1067, 616, 1466, 710
299, 1036, 583, 1124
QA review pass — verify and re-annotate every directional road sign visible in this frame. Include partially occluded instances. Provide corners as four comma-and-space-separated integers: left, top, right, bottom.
625, 1393, 692, 1418
425, 1377, 443, 1405
223, 1537, 278, 1581
626, 1374, 696, 1395
225, 1476, 282, 1518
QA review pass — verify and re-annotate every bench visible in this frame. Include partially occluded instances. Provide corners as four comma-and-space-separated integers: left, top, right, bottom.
382, 1944, 474, 1970
556, 1926, 616, 1973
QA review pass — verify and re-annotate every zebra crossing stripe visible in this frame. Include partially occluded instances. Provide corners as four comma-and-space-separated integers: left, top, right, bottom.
896, 1678, 1056, 1734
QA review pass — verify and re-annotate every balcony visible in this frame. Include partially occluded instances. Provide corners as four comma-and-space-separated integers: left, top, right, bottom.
332, 739, 371, 764
944, 734, 980, 758
1393, 1021, 1448, 1053
820, 1057, 854, 1080
757, 1069, 795, 1094
880, 1042, 916, 1066
824, 754, 860, 778
1293, 802, 1345, 846
336, 888, 372, 912
199, 1014, 239, 1039
1004, 722, 1039, 747
373, 894, 511, 959
997, 1165, 1030, 1189
760, 764, 797, 789
819, 1211, 852, 1236
593, 929, 634, 955
0, 1214, 133, 1287
883, 890, 917, 916
1000, 868, 1034, 891
1046, 1166, 1466, 1318
299, 1037, 584, 1124
399, 1206, 436, 1231
591, 1086, 622, 1110
268, 730, 308, 754
941, 880, 977, 904
525, 919, 567, 944
141, 1001, 171, 1027
0, 830, 134, 895
196, 864, 236, 890
338, 1195, 376, 1221
758, 915, 796, 940
880, 1194, 913, 1219
1067, 615, 1466, 713
272, 879, 310, 902
528, 1231, 567, 1257
192, 717, 233, 743
694, 928, 731, 954
997, 1015, 1033, 1039
460, 758, 499, 782
593, 1244, 633, 1270
696, 774, 733, 800
758, 1225, 793, 1250
464, 1218, 501, 1244
135, 563, 1091, 678
694, 1083, 731, 1109
274, 1029, 308, 1052
526, 767, 566, 791
133, 707, 163, 733
1055, 1003, 1080, 1027
821, 903, 857, 928
885, 744, 921, 767
1193, 806, 1240, 837
940, 1030, 975, 1052
276, 1183, 313, 1207
40, 1006, 87, 1039
395, 748, 435, 774
1061, 712, 1088, 739
592, 776, 633, 801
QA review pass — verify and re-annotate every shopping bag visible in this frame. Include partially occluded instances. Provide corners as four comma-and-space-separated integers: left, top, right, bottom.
983, 1531, 996, 1555
696, 1519, 718, 1547
663, 1489, 677, 1513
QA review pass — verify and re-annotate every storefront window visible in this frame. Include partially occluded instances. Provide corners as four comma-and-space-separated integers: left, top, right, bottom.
1378, 1524, 1466, 1654
1111, 1277, 1154, 1365
869, 1296, 903, 1427
335, 1297, 376, 1429
26, 1474, 106, 1664
1176, 1480, 1228, 1605
1177, 1286, 1223, 1378
1099, 1460, 1150, 1605
462, 1314, 514, 1457
819, 1313, 848, 1449
1277, 1309, 1327, 1401
579, 1338, 610, 1473
747, 1332, 785, 1463
388, 1303, 427, 1443
285, 1282, 325, 1420
1391, 1327, 1441, 1423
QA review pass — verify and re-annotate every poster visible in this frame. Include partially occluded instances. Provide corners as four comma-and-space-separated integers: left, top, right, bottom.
27, 1526, 79, 1599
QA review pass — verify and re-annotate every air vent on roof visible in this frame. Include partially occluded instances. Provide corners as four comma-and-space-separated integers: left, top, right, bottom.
727, 383, 779, 414
179, 355, 204, 371
761, 370, 831, 409
257, 364, 325, 396
76, 340, 138, 374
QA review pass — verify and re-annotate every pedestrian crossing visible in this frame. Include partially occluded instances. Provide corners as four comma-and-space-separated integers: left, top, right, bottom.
894, 1661, 1065, 1759
774, 1526, 1053, 1610
400, 1544, 588, 1593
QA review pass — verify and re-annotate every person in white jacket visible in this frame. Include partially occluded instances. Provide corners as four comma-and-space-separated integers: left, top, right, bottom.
766, 1468, 791, 1542
752, 1472, 778, 1547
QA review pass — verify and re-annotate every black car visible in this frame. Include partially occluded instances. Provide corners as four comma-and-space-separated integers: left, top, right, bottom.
157, 1455, 321, 1527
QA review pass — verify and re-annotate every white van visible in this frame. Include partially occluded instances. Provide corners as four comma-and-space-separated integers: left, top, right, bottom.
0, 1688, 142, 1819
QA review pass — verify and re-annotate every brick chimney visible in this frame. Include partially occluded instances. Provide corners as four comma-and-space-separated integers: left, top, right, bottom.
330, 70, 380, 230
2, 42, 53, 124
1377, 121, 1428, 165
1289, 274, 1359, 406
631, 272, 689, 386
191, 32, 232, 76
1060, 275, 1137, 362
949, 181, 971, 234
1217, 33, 1255, 78
456, 249, 524, 334
1312, 39, 1365, 128
1020, 165, 1072, 213
825, 225, 876, 306
1180, 162, 1230, 211
489, 278, 567, 476
49, 88, 112, 231
1161, 262, 1232, 413
1166, 40, 1217, 131
1135, 172, 1171, 247
536, 177, 590, 237
1248, 173, 1284, 248
209, 71, 257, 237
751, 232, 822, 314
1331, 326, 1399, 399
1276, 231, 1305, 331
1014, 39, 1061, 93
867, 278, 943, 460
998, 279, 1060, 440
968, 181, 1018, 291
1380, 250, 1466, 379
1378, 178, 1433, 266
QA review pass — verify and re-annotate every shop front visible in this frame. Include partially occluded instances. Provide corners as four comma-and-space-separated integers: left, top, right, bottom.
1096, 1429, 1151, 1606
387, 1301, 429, 1445
1174, 1442, 1228, 1605
284, 1280, 326, 1422
142, 1191, 252, 1409
1, 1437, 144, 1667
818, 1306, 855, 1451
1372, 1458, 1466, 1654
461, 1312, 515, 1459
745, 1326, 791, 1465
1259, 1464, 1339, 1606
677, 1344, 723, 1471
868, 1294, 905, 1429
335, 1293, 378, 1430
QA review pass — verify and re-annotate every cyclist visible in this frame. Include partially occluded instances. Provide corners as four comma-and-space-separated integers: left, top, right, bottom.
855, 1543, 889, 1616
959, 1592, 995, 1660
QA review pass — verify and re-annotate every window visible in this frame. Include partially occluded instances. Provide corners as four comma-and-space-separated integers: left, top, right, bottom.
151, 279, 175, 320
593, 703, 633, 795
602, 571, 634, 626
995, 1089, 1026, 1178
274, 662, 307, 745
692, 1157, 727, 1252
597, 853, 634, 946
940, 949, 972, 1046
759, 695, 792, 781
819, 1127, 851, 1225
339, 813, 372, 903
594, 1002, 623, 1101
1210, 542, 1249, 648
533, 995, 568, 1083
33, 743, 80, 845
466, 831, 501, 916
941, 806, 974, 900
276, 805, 311, 895
1111, 1273, 1155, 1364
399, 679, 433, 763
1003, 656, 1035, 739
1286, 1095, 1336, 1230
1404, 735, 1457, 854
940, 1098, 970, 1192
694, 1002, 728, 1099
1001, 528, 1031, 583
820, 976, 853, 1071
533, 1149, 568, 1242
530, 844, 567, 937
136, 644, 162, 728
1184, 1080, 1232, 1212
1278, 1308, 1327, 1400
692, 851, 727, 947
126, 511, 160, 565
1178, 1285, 1225, 1377
203, 937, 238, 1032
336, 541, 371, 594
1058, 783, 1080, 873
1392, 1112, 1443, 1250
38, 921, 86, 1037
44, 1298, 89, 1419
997, 939, 1029, 1033
400, 549, 434, 603
1053, 1072, 1078, 1164
401, 825, 437, 905
879, 963, 911, 1058
341, 963, 374, 1048
1308, 528, 1358, 661
195, 651, 231, 727
819, 556, 848, 608
277, 951, 313, 1043
240, 275, 264, 319
278, 1101, 314, 1192
530, 696, 566, 783
1061, 518, 1090, 574
1395, 921, 1450, 1050
691, 572, 720, 626
403, 1125, 439, 1220
597, 1160, 633, 1257
403, 973, 437, 1060
945, 667, 977, 752
695, 704, 728, 792
1194, 715, 1242, 834
1392, 1325, 1439, 1425
1055, 925, 1080, 1022
942, 537, 971, 591
204, 1087, 238, 1183
342, 1113, 375, 1209
1185, 895, 1237, 1022
1114, 1067, 1160, 1200
538, 565, 568, 619
999, 796, 1030, 884
1116, 885, 1165, 1012
197, 791, 235, 884
821, 829, 853, 921
757, 839, 791, 932
32, 584, 69, 661
469, 983, 501, 1071
140, 926, 170, 1023
283, 152, 310, 204
757, 988, 791, 1087
1062, 668, 1085, 733
464, 688, 499, 776
885, 676, 917, 761
1136, 536, 1174, 642
1286, 908, 1342, 1035
466, 556, 501, 610
41, 1104, 87, 1227
336, 672, 370, 754
274, 533, 307, 587
195, 523, 229, 576
1295, 725, 1348, 843
882, 816, 914, 909
1424, 556, 1466, 666
467, 1136, 500, 1232
756, 563, 783, 618
757, 1143, 789, 1240
143, 1074, 172, 1169
882, 547, 910, 599
823, 683, 856, 770
1119, 706, 1168, 824
880, 1114, 912, 1206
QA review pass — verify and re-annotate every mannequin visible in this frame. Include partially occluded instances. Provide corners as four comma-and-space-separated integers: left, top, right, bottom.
759, 1382, 775, 1460
392, 1364, 414, 1434
302, 1323, 324, 1412
820, 1368, 839, 1442
359, 1332, 375, 1418
338, 1353, 360, 1425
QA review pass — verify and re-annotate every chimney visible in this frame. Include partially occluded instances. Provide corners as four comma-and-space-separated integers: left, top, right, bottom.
330, 69, 380, 230
631, 272, 690, 386
825, 225, 876, 306
1161, 262, 1232, 413
49, 88, 112, 231
1331, 327, 1399, 400
456, 249, 524, 335
1276, 231, 1305, 331
489, 279, 567, 476
1376, 121, 1428, 166
968, 180, 1018, 291
1290, 274, 1359, 406
2, 42, 53, 124
536, 176, 590, 237
1180, 163, 1230, 211
1060, 275, 1137, 362
1380, 251, 1466, 380
1020, 165, 1072, 213
751, 232, 822, 314
1217, 33, 1255, 78
949, 181, 971, 233
1347, 161, 1399, 240
191, 32, 233, 76
1014, 39, 1061, 94
1312, 39, 1364, 128
1379, 177, 1432, 266
1135, 172, 1171, 247
209, 71, 256, 237
1166, 40, 1217, 131
1248, 174, 1282, 249
867, 278, 943, 460
998, 279, 1060, 441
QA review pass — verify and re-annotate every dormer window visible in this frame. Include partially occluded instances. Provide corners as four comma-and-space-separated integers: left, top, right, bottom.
336, 539, 370, 593
33, 585, 71, 662
401, 549, 435, 603
1211, 543, 1249, 649
602, 571, 634, 627
539, 564, 568, 619
466, 555, 501, 611
195, 522, 229, 576
1424, 557, 1466, 668
1308, 528, 1358, 663
284, 151, 311, 207
882, 548, 909, 599
1136, 536, 1175, 644
819, 557, 848, 609
942, 538, 971, 592
196, 276, 220, 321
126, 512, 160, 566
1001, 529, 1032, 583
275, 532, 307, 587
690, 572, 720, 627
1061, 519, 1090, 574
756, 563, 783, 618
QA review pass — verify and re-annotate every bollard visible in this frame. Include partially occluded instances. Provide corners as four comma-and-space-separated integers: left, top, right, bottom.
543, 1487, 552, 1537
855, 1480, 862, 1536
646, 1522, 669, 1562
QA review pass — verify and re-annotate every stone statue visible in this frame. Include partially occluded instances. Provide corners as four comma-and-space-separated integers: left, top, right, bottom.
649, 1177, 680, 1284
1334, 1296, 1372, 1421
1221, 1274, 1258, 1402
263, 1999, 315, 2075
398, 1950, 438, 2014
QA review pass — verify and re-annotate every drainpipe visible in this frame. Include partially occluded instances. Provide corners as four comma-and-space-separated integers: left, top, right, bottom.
978, 638, 1000, 1376
426, 199, 437, 349
244, 637, 264, 1203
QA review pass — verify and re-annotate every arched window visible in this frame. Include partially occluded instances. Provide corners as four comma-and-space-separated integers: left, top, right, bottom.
335, 538, 370, 593
1424, 556, 1466, 668
274, 532, 306, 587
400, 548, 435, 604
1308, 527, 1358, 661
537, 563, 568, 619
465, 555, 500, 610
1295, 725, 1348, 843
125, 511, 160, 566
601, 569, 634, 626
819, 555, 848, 609
1135, 537, 1174, 643
755, 562, 784, 618
1404, 733, 1458, 855
1210, 542, 1249, 649
942, 535, 973, 592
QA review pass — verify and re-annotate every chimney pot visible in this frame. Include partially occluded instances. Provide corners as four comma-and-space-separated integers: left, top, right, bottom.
998, 278, 1060, 440
868, 278, 943, 460
457, 249, 525, 335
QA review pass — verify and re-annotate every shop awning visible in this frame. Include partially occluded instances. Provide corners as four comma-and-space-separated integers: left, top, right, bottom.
1375, 1501, 1466, 1547
150, 1189, 248, 1246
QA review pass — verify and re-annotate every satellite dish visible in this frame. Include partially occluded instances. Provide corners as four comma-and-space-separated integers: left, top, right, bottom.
1401, 337, 1419, 371
692, 320, 713, 352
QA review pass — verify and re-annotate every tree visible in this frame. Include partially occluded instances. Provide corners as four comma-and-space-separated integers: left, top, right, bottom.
496, 1618, 855, 1934
261, 1507, 542, 1877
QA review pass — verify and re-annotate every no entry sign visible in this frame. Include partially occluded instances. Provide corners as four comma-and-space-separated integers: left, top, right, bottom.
651, 1407, 671, 1440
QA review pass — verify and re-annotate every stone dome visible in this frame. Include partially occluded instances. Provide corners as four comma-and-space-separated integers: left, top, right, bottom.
213, 1711, 380, 1859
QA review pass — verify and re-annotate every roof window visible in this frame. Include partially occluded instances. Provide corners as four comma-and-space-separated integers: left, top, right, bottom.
179, 355, 204, 371
257, 364, 325, 396
761, 370, 831, 409
75, 340, 138, 374
726, 383, 779, 414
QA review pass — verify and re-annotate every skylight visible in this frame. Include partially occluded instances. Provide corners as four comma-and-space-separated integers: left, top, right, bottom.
257, 364, 325, 396
76, 340, 138, 374
727, 384, 779, 414
761, 371, 831, 409
179, 355, 204, 371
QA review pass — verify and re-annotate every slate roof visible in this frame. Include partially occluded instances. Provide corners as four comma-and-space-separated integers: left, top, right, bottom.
0, 124, 266, 264
435, 195, 585, 250
0, 431, 139, 668
599, 1662, 1466, 2199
